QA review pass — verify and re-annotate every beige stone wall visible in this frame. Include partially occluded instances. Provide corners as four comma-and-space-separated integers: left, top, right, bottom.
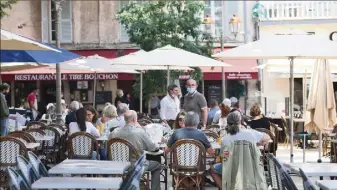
1, 0, 130, 49
1, 0, 42, 41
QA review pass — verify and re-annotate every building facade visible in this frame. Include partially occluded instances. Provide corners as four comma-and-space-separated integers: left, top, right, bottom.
256, 1, 337, 116
1, 0, 259, 111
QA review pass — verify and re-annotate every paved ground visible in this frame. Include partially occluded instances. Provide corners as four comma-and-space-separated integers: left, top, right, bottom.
161, 145, 331, 190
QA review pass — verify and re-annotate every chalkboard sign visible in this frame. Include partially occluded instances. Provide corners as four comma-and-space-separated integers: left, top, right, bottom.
208, 85, 222, 104
95, 91, 112, 105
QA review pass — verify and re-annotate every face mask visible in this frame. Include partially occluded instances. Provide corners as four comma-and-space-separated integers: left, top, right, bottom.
170, 94, 176, 98
187, 87, 196, 94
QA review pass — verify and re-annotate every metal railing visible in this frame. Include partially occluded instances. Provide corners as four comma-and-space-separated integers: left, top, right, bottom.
260, 1, 337, 20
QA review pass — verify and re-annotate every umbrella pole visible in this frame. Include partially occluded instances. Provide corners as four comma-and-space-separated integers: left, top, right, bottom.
55, 1, 62, 125
167, 66, 170, 87
289, 57, 295, 163
318, 131, 322, 163
140, 71, 143, 113
93, 72, 97, 109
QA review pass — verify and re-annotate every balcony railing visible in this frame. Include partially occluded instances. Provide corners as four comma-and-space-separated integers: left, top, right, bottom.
260, 1, 337, 21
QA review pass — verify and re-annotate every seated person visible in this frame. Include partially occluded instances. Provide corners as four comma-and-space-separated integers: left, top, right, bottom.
213, 98, 231, 124
96, 104, 117, 134
40, 103, 56, 124
212, 111, 270, 176
65, 101, 80, 125
109, 110, 162, 190
207, 100, 220, 125
166, 111, 215, 155
105, 103, 129, 132
248, 104, 271, 130
68, 108, 100, 137
172, 111, 186, 130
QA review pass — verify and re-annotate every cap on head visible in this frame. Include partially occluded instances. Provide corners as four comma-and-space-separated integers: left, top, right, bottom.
222, 98, 231, 107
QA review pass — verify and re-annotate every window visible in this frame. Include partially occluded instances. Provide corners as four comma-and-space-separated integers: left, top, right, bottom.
203, 0, 223, 39
41, 0, 73, 43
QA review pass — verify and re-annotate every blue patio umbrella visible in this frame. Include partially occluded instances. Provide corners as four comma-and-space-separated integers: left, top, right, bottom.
0, 44, 80, 63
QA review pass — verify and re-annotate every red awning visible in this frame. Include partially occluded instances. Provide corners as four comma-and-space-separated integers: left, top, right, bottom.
1, 67, 134, 81
201, 59, 258, 80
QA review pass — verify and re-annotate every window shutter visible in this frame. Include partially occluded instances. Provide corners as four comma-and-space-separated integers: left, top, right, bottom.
60, 0, 72, 43
41, 0, 49, 43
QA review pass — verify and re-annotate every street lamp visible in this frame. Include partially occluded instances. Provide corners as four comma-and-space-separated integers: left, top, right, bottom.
229, 14, 241, 40
203, 14, 241, 100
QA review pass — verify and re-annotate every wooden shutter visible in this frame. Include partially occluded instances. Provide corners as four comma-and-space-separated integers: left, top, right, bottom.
60, 0, 72, 43
41, 0, 49, 43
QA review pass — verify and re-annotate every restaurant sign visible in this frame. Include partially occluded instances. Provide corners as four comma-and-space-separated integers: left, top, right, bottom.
225, 72, 258, 80
14, 73, 119, 81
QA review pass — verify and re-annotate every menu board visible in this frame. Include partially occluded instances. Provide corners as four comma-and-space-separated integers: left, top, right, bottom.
208, 85, 222, 104
95, 91, 112, 105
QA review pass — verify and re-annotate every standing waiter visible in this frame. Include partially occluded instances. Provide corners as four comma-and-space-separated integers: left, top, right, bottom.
160, 84, 180, 128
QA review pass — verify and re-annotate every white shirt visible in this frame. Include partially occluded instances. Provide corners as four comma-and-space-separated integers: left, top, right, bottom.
69, 121, 100, 137
213, 110, 221, 124
219, 117, 227, 128
222, 128, 264, 146
160, 94, 180, 120
105, 116, 125, 131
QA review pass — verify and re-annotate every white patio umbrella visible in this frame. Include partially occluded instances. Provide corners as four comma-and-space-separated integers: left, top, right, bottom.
305, 59, 337, 161
110, 51, 194, 113
212, 34, 337, 163
71, 54, 193, 112
0, 62, 48, 72
111, 45, 231, 86
1, 29, 60, 51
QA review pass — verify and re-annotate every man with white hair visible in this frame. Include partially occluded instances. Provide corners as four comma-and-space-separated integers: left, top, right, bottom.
212, 98, 231, 124
65, 101, 80, 125
109, 110, 162, 190
105, 103, 129, 131
166, 111, 215, 155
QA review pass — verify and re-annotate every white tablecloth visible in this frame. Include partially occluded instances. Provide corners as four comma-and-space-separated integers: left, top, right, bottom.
285, 163, 337, 177
316, 180, 337, 190
32, 177, 122, 189
48, 159, 130, 175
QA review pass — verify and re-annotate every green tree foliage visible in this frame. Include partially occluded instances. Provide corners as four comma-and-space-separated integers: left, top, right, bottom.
117, 0, 214, 99
0, 0, 17, 19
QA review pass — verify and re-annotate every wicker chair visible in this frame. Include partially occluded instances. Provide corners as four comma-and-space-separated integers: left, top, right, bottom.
27, 121, 46, 130
203, 130, 220, 142
107, 138, 140, 162
281, 117, 290, 148
267, 154, 298, 190
298, 168, 316, 190
0, 136, 27, 188
206, 124, 220, 133
255, 128, 277, 156
170, 139, 207, 190
7, 167, 32, 190
40, 126, 61, 163
107, 138, 150, 190
9, 132, 31, 144
67, 132, 98, 159
16, 155, 40, 185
